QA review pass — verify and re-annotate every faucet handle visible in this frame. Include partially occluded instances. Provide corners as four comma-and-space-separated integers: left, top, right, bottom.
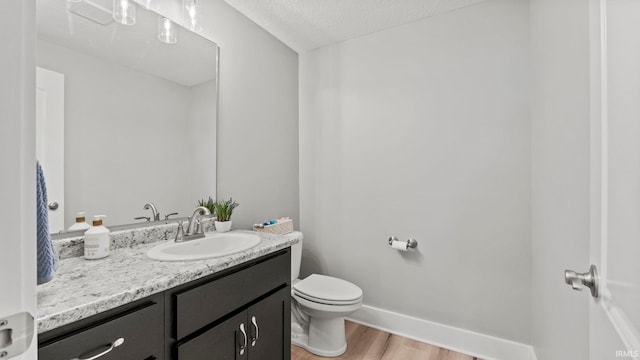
175, 221, 185, 242
165, 212, 179, 220
195, 219, 203, 235
134, 216, 151, 222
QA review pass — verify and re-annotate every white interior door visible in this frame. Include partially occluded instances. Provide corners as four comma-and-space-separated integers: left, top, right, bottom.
36, 67, 65, 233
588, 0, 640, 357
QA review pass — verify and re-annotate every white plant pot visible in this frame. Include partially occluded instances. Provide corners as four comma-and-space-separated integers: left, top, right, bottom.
215, 220, 232, 232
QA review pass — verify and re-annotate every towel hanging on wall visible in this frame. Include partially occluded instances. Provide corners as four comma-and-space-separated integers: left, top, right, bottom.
36, 161, 59, 285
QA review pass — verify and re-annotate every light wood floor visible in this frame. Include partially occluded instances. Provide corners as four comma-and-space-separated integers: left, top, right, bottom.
291, 321, 480, 360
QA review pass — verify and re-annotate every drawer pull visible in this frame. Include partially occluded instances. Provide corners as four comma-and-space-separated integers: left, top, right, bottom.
238, 323, 247, 355
75, 337, 124, 360
250, 316, 259, 346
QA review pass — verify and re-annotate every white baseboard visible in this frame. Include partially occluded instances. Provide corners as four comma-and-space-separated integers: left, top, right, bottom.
346, 305, 535, 360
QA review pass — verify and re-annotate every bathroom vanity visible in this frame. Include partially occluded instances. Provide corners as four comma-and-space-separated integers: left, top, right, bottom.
37, 229, 301, 360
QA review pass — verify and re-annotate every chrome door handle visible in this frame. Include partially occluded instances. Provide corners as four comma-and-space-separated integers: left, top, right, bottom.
564, 264, 599, 298
48, 202, 59, 210
74, 337, 124, 360
238, 323, 247, 355
250, 316, 259, 347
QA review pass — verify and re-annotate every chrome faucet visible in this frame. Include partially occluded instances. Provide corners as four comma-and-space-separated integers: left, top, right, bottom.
183, 206, 210, 240
143, 202, 160, 222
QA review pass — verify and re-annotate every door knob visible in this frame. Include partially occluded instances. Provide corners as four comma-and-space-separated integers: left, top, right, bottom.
564, 264, 598, 298
48, 202, 59, 210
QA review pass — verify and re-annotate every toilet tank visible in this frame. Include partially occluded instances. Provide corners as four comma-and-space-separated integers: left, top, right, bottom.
291, 239, 303, 283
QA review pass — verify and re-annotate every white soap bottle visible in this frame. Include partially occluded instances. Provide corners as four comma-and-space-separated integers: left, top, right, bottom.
84, 215, 110, 260
68, 212, 91, 232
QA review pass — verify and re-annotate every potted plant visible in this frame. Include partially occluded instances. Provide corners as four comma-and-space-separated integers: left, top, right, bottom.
212, 198, 239, 232
197, 196, 216, 214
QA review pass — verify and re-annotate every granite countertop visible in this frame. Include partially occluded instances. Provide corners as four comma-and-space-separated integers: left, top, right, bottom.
37, 230, 302, 334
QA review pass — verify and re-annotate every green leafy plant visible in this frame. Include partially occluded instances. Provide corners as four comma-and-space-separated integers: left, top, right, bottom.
212, 198, 239, 222
197, 196, 216, 214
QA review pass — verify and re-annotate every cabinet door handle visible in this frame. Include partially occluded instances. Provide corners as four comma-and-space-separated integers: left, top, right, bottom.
238, 323, 247, 355
74, 337, 125, 360
250, 316, 259, 346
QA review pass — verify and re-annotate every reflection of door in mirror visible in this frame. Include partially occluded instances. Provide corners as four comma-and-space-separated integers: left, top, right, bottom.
36, 67, 65, 233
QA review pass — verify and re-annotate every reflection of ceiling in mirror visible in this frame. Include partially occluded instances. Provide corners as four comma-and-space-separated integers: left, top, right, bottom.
37, 0, 217, 87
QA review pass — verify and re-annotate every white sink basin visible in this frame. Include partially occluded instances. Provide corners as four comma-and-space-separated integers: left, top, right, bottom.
146, 232, 261, 261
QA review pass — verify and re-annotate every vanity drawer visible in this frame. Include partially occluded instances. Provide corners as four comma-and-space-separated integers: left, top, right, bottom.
174, 250, 290, 340
39, 299, 163, 360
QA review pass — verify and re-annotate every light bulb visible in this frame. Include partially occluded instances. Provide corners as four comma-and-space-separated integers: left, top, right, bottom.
158, 16, 177, 44
184, 0, 202, 33
113, 0, 136, 25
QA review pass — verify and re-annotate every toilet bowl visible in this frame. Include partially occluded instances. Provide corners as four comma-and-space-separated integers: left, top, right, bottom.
290, 240, 363, 357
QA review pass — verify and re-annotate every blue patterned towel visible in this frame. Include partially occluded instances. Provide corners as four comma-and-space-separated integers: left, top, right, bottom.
36, 162, 58, 285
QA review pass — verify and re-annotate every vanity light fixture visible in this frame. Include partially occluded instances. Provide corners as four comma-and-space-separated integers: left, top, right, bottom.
113, 0, 136, 25
158, 16, 178, 44
184, 0, 202, 33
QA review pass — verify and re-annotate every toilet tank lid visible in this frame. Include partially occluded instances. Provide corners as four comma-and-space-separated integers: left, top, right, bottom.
293, 274, 363, 302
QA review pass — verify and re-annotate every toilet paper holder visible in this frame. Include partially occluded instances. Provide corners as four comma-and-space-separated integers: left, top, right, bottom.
388, 236, 418, 249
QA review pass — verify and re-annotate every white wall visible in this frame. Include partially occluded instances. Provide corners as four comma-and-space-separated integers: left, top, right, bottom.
0, 0, 37, 357
206, 2, 299, 229
153, 0, 300, 229
189, 79, 218, 203
300, 0, 531, 344
530, 0, 590, 359
37, 40, 216, 227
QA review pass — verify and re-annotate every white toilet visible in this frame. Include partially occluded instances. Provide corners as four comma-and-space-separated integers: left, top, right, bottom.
290, 239, 363, 357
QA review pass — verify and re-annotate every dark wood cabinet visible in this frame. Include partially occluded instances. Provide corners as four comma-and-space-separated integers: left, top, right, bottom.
177, 311, 247, 360
247, 287, 290, 360
176, 287, 290, 360
38, 294, 164, 360
39, 248, 291, 360
172, 249, 289, 340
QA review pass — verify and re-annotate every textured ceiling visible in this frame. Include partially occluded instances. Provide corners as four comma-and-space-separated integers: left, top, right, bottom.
224, 0, 486, 53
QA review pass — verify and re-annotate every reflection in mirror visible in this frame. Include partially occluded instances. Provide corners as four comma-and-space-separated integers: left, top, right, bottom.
36, 0, 218, 235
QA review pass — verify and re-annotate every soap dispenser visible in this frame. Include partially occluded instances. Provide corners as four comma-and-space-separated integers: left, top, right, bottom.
84, 215, 110, 260
68, 212, 91, 232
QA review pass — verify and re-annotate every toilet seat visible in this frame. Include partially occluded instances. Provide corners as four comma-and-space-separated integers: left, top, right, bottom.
293, 274, 363, 306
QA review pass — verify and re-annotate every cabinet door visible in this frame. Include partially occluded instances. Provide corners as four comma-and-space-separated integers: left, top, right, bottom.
177, 311, 248, 360
247, 287, 291, 360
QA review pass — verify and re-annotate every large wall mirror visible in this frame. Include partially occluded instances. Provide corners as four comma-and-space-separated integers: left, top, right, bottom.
36, 0, 218, 234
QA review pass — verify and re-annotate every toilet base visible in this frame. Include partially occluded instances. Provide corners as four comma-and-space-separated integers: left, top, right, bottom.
292, 334, 347, 357
292, 316, 348, 357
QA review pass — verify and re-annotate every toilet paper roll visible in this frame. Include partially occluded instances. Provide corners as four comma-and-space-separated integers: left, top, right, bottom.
391, 240, 408, 251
